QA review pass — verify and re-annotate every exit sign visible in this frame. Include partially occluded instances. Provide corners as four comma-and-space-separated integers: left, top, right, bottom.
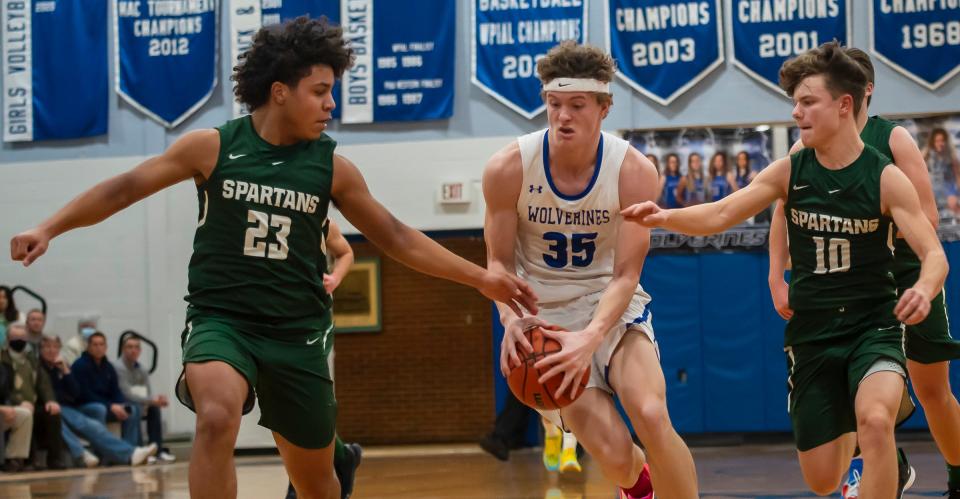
438, 181, 471, 204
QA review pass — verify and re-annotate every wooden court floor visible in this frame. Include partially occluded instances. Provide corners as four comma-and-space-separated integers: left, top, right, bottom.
0, 440, 948, 498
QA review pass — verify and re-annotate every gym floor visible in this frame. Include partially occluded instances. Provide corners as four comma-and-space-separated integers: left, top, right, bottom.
0, 439, 946, 498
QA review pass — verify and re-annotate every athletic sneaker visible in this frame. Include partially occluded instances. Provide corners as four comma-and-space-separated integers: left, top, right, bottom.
559, 446, 582, 473
336, 443, 363, 499
947, 487, 960, 499
157, 451, 177, 463
82, 450, 100, 468
840, 456, 862, 499
618, 463, 654, 499
896, 448, 916, 499
543, 431, 561, 471
130, 443, 158, 466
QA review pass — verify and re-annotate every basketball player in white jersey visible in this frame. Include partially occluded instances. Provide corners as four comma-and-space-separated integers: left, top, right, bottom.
482, 41, 698, 499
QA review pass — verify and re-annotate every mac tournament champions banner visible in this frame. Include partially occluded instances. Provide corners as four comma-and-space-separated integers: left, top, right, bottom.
728, 0, 850, 94
230, 0, 454, 123
3, 0, 108, 142
869, 0, 960, 90
472, 0, 587, 119
114, 0, 219, 128
606, 0, 724, 106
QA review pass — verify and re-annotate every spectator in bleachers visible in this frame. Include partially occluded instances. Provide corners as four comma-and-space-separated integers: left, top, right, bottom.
115, 335, 175, 463
61, 317, 97, 366
733, 151, 756, 190
39, 335, 156, 467
0, 323, 38, 471
0, 286, 24, 346
707, 151, 737, 201
25, 309, 46, 350
71, 332, 141, 447
1, 322, 68, 471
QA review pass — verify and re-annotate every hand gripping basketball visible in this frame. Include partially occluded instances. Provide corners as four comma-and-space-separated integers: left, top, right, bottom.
506, 325, 589, 411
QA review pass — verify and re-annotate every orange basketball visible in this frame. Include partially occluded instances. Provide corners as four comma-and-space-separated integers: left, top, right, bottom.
507, 326, 589, 411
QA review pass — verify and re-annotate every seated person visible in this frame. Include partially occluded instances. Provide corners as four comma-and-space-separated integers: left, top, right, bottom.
60, 317, 97, 367
70, 332, 141, 446
25, 309, 46, 351
115, 334, 175, 462
0, 325, 33, 472
0, 322, 66, 471
39, 335, 156, 467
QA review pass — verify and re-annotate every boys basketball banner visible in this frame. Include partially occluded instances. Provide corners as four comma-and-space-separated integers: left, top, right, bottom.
472, 0, 587, 119
229, 0, 454, 123
2, 0, 107, 142
606, 0, 724, 106
728, 0, 850, 94
869, 0, 960, 90
114, 0, 219, 128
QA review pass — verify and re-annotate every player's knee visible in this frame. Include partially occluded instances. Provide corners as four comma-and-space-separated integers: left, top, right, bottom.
856, 409, 894, 445
195, 402, 241, 439
627, 397, 671, 438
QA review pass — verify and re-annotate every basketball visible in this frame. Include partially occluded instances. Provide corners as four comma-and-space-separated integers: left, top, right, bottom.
507, 326, 589, 411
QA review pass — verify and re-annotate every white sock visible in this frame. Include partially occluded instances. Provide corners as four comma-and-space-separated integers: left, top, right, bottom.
562, 431, 577, 451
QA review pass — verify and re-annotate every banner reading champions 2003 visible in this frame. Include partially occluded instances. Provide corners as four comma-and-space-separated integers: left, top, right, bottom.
114, 0, 219, 128
870, 0, 960, 90
607, 1, 724, 106
729, 0, 850, 93
2, 0, 107, 142
473, 0, 587, 119
230, 0, 454, 123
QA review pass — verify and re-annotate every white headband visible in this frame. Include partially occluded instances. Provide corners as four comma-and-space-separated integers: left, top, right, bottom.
542, 77, 611, 94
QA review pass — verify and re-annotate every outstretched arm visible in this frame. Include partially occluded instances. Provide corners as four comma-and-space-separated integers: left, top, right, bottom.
11, 129, 219, 266
623, 157, 791, 235
882, 166, 948, 324
332, 154, 537, 317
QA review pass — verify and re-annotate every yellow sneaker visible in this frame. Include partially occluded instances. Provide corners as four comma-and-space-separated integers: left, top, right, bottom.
543, 433, 561, 471
559, 447, 582, 473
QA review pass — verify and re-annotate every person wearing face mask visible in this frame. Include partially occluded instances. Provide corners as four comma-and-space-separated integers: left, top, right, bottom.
61, 318, 98, 367
0, 322, 65, 471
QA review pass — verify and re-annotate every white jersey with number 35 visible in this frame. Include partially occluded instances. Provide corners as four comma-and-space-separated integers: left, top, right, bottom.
515, 128, 643, 304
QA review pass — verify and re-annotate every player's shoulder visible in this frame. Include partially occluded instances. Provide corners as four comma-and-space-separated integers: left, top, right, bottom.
484, 140, 523, 178
620, 143, 658, 179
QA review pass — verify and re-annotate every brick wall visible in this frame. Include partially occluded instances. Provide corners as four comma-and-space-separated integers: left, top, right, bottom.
333, 235, 495, 445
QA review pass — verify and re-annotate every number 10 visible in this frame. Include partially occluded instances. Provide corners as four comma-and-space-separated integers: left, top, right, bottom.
813, 236, 850, 274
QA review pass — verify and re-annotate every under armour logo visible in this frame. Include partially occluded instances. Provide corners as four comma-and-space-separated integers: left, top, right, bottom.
529, 185, 543, 194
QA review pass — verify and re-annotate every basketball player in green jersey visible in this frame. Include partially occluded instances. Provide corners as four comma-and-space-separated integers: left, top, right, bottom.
9, 17, 537, 499
623, 42, 948, 498
769, 47, 960, 498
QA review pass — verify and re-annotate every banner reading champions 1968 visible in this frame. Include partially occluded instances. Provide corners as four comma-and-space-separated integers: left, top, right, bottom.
729, 0, 850, 94
230, 0, 454, 124
870, 0, 960, 90
606, 1, 724, 106
3, 0, 107, 142
114, 0, 219, 128
473, 0, 587, 119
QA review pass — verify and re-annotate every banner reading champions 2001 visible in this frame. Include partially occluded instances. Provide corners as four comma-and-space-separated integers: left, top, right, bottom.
870, 0, 960, 90
606, 1, 724, 106
230, 0, 454, 123
2, 0, 107, 142
473, 0, 587, 119
114, 0, 219, 128
729, 0, 850, 94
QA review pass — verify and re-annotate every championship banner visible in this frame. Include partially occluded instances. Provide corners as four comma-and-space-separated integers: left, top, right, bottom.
472, 0, 587, 119
869, 0, 960, 90
728, 0, 850, 94
606, 0, 724, 106
229, 0, 454, 124
114, 0, 219, 128
3, 0, 107, 142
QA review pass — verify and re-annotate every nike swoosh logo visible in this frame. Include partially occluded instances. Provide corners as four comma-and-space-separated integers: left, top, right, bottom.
558, 82, 571, 87
792, 185, 810, 191
306, 323, 335, 346
828, 189, 841, 194
306, 336, 321, 345
272, 161, 283, 166
228, 153, 246, 160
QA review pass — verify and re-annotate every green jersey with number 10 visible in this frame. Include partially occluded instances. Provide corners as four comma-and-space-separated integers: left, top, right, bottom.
185, 116, 334, 325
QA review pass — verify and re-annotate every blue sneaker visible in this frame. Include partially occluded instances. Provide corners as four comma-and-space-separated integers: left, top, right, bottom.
840, 456, 863, 499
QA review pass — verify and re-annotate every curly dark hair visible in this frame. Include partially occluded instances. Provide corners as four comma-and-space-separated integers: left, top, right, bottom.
779, 41, 867, 116
233, 16, 355, 111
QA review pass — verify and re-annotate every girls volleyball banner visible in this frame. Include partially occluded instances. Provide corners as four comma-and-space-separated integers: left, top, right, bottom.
472, 0, 587, 119
728, 0, 850, 94
869, 0, 960, 90
114, 0, 219, 128
606, 0, 724, 106
230, 0, 454, 123
2, 0, 108, 142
